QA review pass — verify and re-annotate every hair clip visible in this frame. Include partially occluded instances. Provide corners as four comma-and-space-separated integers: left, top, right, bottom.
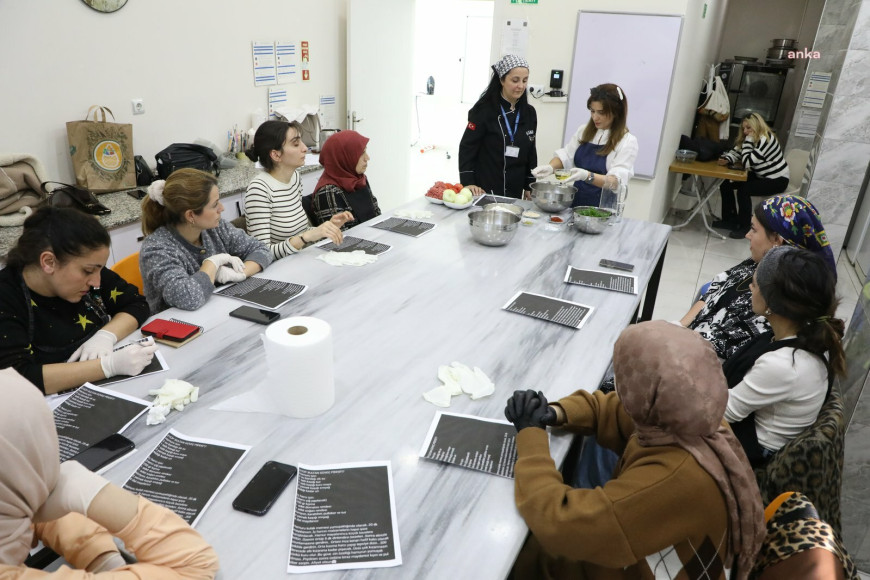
616, 86, 623, 101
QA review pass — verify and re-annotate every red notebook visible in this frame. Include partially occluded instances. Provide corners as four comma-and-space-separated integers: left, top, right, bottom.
141, 318, 202, 347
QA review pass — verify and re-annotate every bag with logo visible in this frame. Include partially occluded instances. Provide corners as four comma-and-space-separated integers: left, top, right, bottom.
154, 143, 221, 180
66, 106, 136, 193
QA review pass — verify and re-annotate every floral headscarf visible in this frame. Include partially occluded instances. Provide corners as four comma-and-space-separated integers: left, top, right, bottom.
759, 195, 836, 274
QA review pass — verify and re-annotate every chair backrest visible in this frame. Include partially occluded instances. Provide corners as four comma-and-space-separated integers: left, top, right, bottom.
783, 148, 810, 194
754, 385, 846, 535
111, 251, 143, 296
230, 215, 247, 233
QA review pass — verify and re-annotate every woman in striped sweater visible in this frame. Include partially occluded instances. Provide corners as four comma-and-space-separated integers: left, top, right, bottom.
715, 113, 789, 239
245, 121, 353, 260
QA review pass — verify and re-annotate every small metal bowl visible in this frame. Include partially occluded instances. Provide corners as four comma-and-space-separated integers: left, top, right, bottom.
530, 182, 576, 212
572, 206, 613, 234
675, 149, 698, 163
469, 209, 520, 246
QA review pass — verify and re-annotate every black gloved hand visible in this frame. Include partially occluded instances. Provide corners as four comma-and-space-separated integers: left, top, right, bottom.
504, 389, 557, 432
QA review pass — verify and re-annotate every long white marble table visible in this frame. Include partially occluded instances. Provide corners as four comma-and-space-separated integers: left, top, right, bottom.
98, 197, 670, 579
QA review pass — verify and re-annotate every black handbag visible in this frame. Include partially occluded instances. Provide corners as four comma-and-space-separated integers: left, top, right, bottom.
41, 181, 111, 216
154, 143, 221, 180
134, 155, 155, 186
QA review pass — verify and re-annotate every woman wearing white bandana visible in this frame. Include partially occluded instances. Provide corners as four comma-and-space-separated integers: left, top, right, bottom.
533, 83, 638, 208
459, 54, 537, 199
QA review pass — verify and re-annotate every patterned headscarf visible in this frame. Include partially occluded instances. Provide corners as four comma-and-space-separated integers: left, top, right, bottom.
614, 321, 765, 580
493, 54, 529, 78
759, 195, 836, 274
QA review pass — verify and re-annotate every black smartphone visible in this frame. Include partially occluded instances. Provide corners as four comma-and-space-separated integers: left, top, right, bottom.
229, 305, 281, 325
599, 258, 635, 272
127, 189, 146, 200
232, 461, 297, 516
71, 433, 135, 472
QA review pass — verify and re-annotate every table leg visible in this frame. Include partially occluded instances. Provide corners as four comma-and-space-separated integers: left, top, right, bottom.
694, 176, 727, 240
639, 242, 667, 322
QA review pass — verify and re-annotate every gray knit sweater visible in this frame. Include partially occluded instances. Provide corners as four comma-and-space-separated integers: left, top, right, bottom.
139, 220, 272, 313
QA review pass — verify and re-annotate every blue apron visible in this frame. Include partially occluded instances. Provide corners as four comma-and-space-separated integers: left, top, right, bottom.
572, 142, 608, 207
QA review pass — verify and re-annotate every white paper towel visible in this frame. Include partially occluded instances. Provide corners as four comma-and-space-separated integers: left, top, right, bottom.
211, 317, 335, 418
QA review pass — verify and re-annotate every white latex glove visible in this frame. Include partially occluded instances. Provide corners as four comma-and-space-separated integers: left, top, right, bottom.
33, 461, 111, 522
226, 256, 245, 273
100, 339, 158, 378
86, 551, 127, 573
204, 253, 234, 269
67, 329, 117, 362
563, 167, 590, 185
531, 164, 554, 179
146, 379, 199, 425
215, 265, 247, 284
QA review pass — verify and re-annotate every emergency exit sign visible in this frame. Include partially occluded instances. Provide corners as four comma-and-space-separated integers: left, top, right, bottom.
510, 0, 538, 3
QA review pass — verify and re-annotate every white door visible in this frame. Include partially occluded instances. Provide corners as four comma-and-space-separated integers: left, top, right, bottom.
348, 0, 416, 212
461, 16, 493, 104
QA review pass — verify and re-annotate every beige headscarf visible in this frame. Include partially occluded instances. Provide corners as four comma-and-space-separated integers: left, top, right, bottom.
0, 368, 59, 565
613, 321, 764, 580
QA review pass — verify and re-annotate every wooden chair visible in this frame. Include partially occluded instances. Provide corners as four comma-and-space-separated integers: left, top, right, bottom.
111, 251, 143, 296
754, 385, 847, 535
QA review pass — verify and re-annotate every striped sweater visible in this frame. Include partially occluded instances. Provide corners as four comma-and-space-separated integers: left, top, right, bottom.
721, 134, 789, 180
244, 171, 313, 260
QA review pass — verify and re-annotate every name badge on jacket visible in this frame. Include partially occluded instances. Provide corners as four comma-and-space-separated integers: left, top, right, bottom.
505, 146, 520, 158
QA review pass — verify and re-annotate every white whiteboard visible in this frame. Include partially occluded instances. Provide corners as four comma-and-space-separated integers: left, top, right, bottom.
563, 12, 682, 179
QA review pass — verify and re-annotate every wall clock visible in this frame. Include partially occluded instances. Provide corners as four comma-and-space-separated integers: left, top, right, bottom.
82, 0, 128, 13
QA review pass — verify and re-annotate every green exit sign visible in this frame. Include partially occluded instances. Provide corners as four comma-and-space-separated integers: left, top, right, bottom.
511, 0, 538, 3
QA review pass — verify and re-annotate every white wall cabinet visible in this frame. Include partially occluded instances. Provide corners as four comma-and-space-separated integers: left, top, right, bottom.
107, 222, 146, 268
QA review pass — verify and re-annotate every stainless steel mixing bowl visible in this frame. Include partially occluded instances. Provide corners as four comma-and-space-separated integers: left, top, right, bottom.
468, 209, 521, 246
529, 182, 576, 212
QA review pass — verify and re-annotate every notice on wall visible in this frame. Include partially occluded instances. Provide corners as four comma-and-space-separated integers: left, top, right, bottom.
301, 41, 310, 82
500, 19, 529, 58
319, 95, 337, 129
802, 71, 831, 108
564, 266, 638, 295
53, 384, 149, 462
276, 41, 298, 84
252, 41, 277, 86
268, 86, 288, 117
795, 109, 822, 138
419, 412, 518, 478
123, 430, 249, 527
287, 461, 402, 573
503, 291, 594, 329
216, 277, 307, 310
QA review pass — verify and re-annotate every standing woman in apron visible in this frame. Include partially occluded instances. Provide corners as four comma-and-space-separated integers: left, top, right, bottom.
459, 55, 538, 199
533, 83, 638, 207
0, 207, 156, 395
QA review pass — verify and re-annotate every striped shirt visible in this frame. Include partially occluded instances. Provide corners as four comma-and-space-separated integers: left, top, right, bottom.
244, 171, 313, 260
722, 134, 789, 180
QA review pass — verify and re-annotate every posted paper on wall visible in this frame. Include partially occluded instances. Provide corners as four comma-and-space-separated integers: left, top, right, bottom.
276, 41, 298, 84
501, 19, 528, 58
268, 86, 288, 117
802, 71, 831, 109
252, 41, 277, 86
319, 95, 337, 128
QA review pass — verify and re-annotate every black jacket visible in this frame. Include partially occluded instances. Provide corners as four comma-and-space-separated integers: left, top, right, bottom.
458, 96, 537, 198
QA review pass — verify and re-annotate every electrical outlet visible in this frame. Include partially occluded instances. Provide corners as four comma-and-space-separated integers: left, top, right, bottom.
131, 98, 145, 115
528, 85, 545, 98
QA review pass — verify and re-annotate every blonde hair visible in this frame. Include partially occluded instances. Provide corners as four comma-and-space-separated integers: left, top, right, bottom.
580, 83, 629, 156
141, 168, 217, 235
735, 112, 773, 147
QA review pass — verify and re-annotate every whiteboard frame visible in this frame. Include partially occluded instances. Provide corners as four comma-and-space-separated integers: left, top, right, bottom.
563, 11, 683, 180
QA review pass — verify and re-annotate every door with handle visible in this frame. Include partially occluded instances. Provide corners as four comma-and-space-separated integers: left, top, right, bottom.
349, 110, 366, 131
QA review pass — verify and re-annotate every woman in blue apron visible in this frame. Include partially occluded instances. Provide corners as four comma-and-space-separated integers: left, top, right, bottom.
533, 83, 638, 207
0, 207, 155, 394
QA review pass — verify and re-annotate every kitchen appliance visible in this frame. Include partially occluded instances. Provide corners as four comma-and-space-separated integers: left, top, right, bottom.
319, 129, 339, 149
718, 59, 794, 143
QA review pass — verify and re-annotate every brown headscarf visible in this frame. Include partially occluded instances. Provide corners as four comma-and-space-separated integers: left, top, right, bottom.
613, 321, 764, 580
0, 368, 59, 565
314, 130, 369, 192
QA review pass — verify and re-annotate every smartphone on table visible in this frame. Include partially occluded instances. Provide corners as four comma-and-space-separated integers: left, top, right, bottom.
599, 258, 635, 272
71, 433, 135, 472
232, 461, 298, 516
229, 306, 281, 325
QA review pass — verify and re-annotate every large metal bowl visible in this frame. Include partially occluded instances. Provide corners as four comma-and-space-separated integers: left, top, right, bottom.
469, 209, 520, 246
530, 182, 576, 212
572, 206, 613, 234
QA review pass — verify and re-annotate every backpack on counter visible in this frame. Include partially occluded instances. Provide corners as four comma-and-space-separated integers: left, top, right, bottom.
154, 143, 220, 180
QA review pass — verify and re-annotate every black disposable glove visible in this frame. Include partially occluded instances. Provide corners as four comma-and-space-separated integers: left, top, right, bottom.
504, 389, 557, 432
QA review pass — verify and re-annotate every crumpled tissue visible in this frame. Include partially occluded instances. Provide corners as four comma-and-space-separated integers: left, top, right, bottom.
395, 209, 434, 219
317, 250, 378, 267
423, 362, 495, 407
146, 379, 199, 425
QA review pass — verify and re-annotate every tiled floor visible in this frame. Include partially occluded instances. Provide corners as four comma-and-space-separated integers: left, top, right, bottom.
661, 208, 869, 574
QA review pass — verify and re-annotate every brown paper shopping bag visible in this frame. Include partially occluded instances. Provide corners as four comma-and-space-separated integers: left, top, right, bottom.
66, 105, 135, 192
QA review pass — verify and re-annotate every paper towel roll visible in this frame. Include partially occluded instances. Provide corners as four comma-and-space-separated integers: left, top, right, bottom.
262, 316, 335, 418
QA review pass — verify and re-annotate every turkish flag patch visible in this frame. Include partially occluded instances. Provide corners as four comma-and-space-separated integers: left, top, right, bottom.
467, 122, 476, 131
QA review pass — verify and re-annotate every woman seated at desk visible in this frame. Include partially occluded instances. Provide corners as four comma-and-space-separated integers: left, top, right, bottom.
505, 321, 763, 579
245, 120, 352, 259
0, 368, 219, 579
532, 83, 638, 207
0, 207, 156, 395
309, 130, 381, 229
723, 245, 845, 466
714, 113, 789, 239
139, 168, 272, 313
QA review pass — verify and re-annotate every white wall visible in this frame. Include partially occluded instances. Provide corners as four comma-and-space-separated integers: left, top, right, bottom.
491, 0, 730, 222
0, 1, 347, 183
